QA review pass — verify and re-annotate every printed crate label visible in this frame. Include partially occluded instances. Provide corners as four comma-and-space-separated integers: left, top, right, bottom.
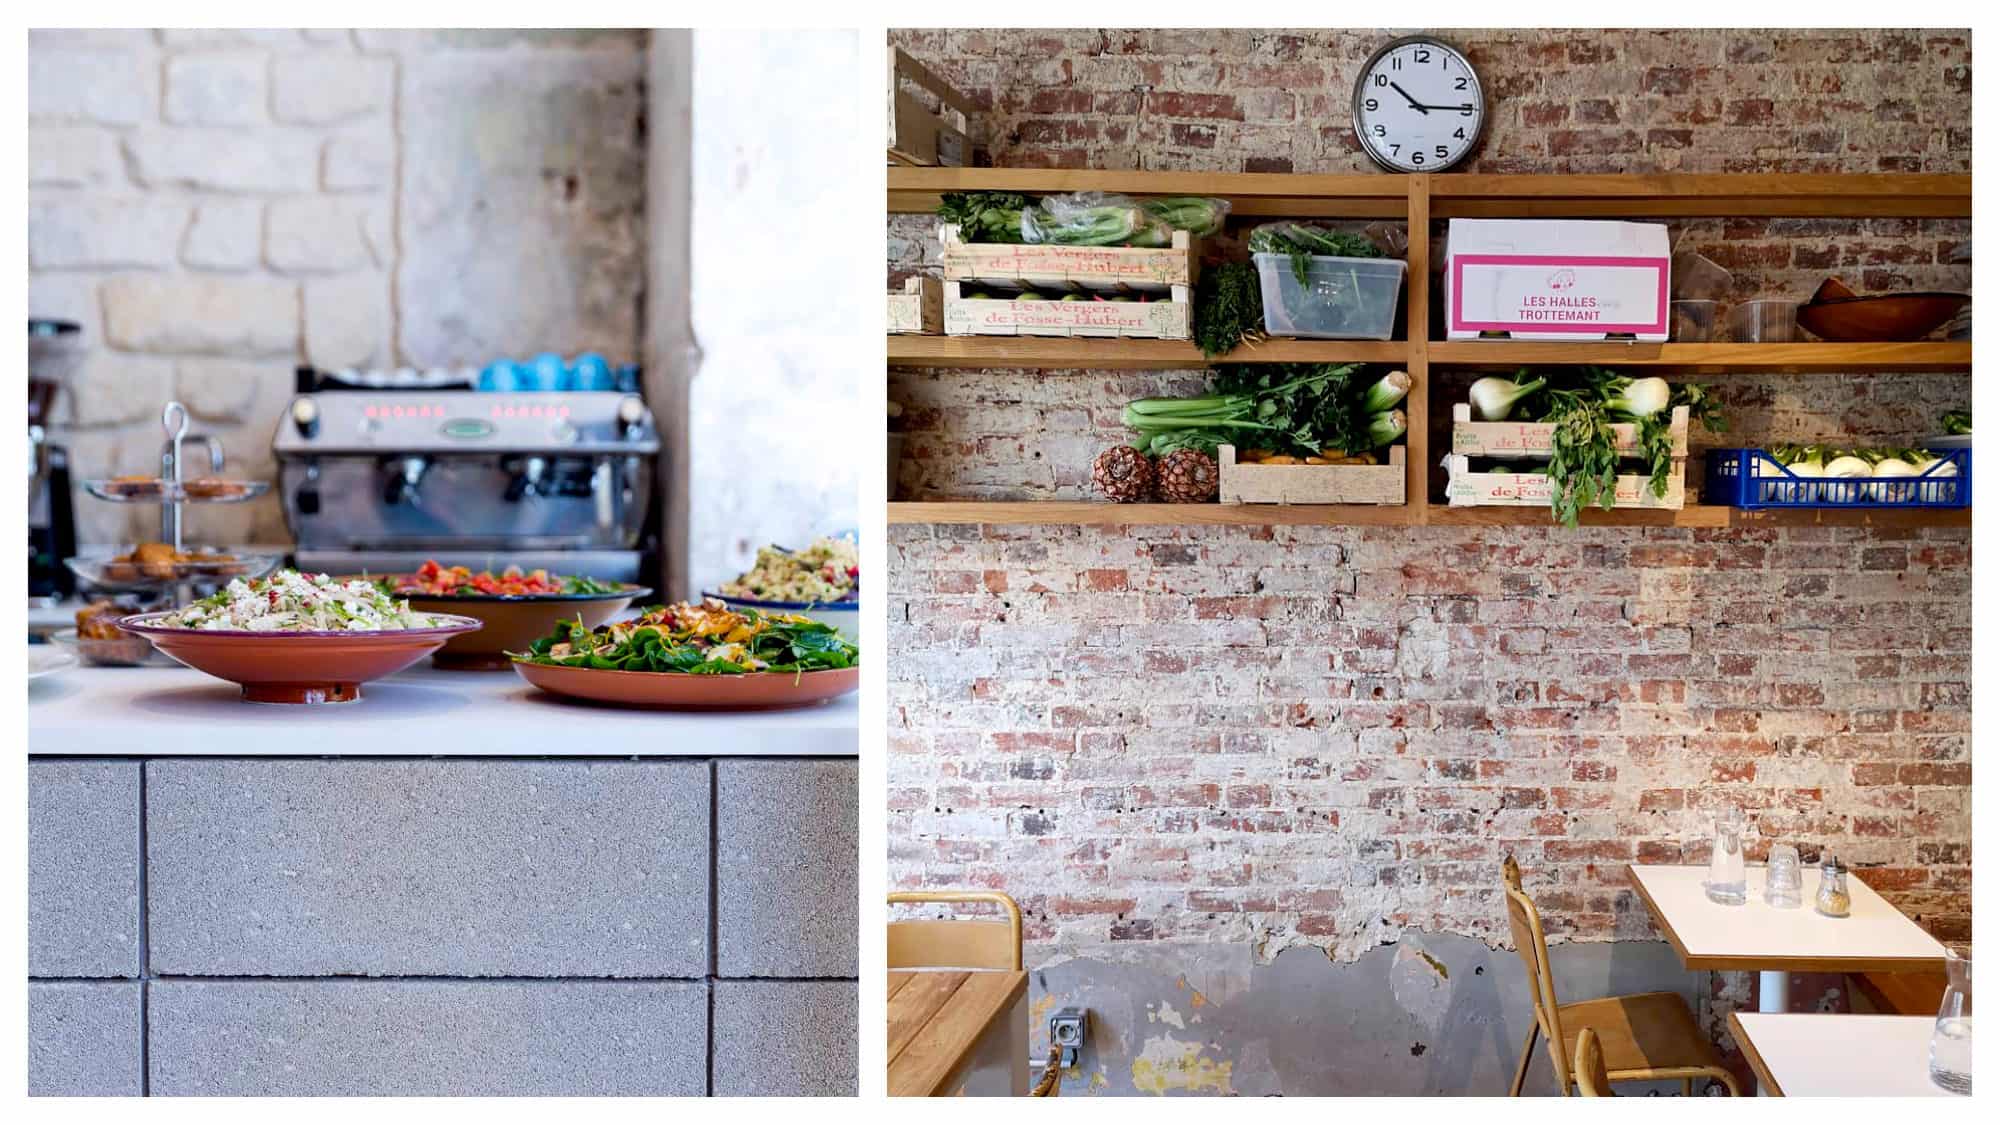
1450, 404, 1689, 458
940, 226, 1196, 290
1446, 456, 1686, 509
943, 291, 1191, 339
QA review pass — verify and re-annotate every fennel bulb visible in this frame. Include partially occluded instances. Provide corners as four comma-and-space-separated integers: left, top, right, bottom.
1468, 374, 1546, 421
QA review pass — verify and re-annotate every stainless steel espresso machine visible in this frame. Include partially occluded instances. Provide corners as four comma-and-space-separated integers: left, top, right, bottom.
274, 367, 661, 582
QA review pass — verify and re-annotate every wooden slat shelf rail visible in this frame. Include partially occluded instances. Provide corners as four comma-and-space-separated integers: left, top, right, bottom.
888, 167, 1410, 218
1431, 173, 1971, 218
889, 169, 1971, 219
1427, 341, 1969, 373
887, 502, 1422, 527
888, 336, 1408, 370
888, 502, 1971, 530
888, 170, 1970, 528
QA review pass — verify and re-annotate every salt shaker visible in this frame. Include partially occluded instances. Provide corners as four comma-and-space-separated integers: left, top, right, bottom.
1814, 854, 1852, 918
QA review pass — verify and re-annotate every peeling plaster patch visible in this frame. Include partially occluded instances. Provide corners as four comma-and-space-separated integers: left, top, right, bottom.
1153, 1001, 1185, 1029
1390, 940, 1453, 1029
1041, 934, 1695, 1094
1131, 1035, 1234, 1096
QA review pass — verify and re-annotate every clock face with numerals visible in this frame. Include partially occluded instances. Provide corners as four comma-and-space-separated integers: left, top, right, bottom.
1352, 36, 1486, 173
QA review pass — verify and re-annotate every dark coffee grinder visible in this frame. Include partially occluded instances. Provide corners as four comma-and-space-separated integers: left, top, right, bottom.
29, 319, 82, 603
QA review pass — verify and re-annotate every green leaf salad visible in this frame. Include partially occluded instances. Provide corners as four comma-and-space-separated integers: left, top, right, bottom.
515, 599, 858, 675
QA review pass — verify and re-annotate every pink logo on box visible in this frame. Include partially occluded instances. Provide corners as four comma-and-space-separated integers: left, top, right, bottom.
1451, 254, 1669, 334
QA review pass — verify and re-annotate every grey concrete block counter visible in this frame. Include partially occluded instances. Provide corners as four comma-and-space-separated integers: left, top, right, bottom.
146, 760, 711, 977
149, 980, 707, 1096
28, 760, 141, 978
28, 982, 144, 1097
717, 759, 859, 977
27, 755, 856, 1096
712, 980, 859, 1096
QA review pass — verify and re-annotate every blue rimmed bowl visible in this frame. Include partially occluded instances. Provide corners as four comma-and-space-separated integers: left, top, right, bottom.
700, 593, 859, 643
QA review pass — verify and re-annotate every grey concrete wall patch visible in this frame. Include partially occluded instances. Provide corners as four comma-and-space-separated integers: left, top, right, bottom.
1037, 935, 1692, 1095
716, 759, 858, 977
28, 981, 144, 1096
28, 760, 141, 978
145, 760, 710, 977
148, 980, 706, 1095
711, 980, 859, 1096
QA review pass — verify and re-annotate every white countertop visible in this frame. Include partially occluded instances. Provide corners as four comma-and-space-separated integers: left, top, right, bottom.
1628, 864, 1948, 972
1731, 1014, 1957, 1097
28, 663, 857, 757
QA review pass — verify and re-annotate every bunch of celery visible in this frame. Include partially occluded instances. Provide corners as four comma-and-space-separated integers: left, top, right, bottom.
1121, 364, 1410, 458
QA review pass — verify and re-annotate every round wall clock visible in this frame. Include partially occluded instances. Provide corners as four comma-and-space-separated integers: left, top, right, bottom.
1352, 35, 1486, 173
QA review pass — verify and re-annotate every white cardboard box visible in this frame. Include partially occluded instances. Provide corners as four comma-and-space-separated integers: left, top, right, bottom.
1443, 219, 1671, 341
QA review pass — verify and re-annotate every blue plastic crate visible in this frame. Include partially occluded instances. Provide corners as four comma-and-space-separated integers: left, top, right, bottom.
1703, 447, 1971, 509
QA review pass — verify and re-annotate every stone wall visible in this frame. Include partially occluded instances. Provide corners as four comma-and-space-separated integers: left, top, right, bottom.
885, 28, 1971, 1095
28, 29, 648, 547
27, 758, 858, 1096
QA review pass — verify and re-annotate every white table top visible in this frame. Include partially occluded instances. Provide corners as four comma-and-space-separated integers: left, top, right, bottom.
1730, 1014, 1958, 1097
28, 663, 857, 757
1628, 864, 1948, 972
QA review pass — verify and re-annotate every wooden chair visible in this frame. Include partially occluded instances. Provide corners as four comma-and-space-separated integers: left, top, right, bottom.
1573, 1029, 1612, 1096
1503, 856, 1741, 1097
887, 891, 1023, 971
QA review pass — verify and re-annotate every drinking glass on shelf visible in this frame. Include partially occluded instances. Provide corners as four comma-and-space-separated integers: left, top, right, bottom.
1764, 844, 1802, 908
1728, 299, 1798, 342
1929, 951, 1971, 1095
1705, 806, 1747, 905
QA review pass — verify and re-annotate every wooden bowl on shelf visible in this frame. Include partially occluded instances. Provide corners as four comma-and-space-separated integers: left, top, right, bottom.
1796, 292, 1970, 342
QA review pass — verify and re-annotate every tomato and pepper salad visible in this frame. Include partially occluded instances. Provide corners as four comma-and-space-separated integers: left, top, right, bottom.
385, 559, 627, 599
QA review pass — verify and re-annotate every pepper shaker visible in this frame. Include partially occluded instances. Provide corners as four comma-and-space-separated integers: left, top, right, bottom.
1814, 854, 1852, 918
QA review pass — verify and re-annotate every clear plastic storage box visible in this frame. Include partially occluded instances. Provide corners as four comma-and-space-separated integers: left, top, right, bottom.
1252, 253, 1407, 340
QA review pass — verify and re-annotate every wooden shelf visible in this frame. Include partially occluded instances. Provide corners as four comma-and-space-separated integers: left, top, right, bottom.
888, 171, 1971, 532
887, 168, 1409, 219
890, 500, 1970, 529
1427, 341, 1969, 373
1428, 173, 1971, 219
889, 169, 1970, 220
888, 336, 1407, 370
888, 501, 1417, 526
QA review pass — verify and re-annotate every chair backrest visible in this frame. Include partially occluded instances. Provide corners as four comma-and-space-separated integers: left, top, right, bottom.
887, 891, 1023, 970
1574, 1028, 1612, 1097
1502, 856, 1570, 1088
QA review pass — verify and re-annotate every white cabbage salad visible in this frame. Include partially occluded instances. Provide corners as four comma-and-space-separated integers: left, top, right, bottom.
162, 570, 439, 632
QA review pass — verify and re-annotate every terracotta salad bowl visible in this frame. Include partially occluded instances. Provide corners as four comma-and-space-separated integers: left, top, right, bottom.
512, 661, 859, 710
346, 577, 651, 670
119, 612, 483, 704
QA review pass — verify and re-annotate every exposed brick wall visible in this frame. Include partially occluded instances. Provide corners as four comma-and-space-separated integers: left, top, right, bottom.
885, 26, 1972, 968
885, 28, 1970, 177
28, 29, 647, 546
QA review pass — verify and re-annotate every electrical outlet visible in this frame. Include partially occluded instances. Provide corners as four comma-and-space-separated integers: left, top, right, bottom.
1049, 1006, 1087, 1067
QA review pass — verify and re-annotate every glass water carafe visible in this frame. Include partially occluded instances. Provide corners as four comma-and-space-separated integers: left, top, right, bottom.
1704, 807, 1746, 905
1929, 951, 1971, 1094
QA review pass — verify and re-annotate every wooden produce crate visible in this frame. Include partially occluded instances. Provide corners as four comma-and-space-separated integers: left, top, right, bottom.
1218, 444, 1405, 505
942, 281, 1191, 340
1450, 403, 1690, 458
1444, 455, 1687, 509
939, 224, 1198, 293
887, 48, 972, 167
887, 276, 943, 335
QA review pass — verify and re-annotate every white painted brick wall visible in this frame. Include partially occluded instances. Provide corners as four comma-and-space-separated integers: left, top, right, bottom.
28, 29, 649, 546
